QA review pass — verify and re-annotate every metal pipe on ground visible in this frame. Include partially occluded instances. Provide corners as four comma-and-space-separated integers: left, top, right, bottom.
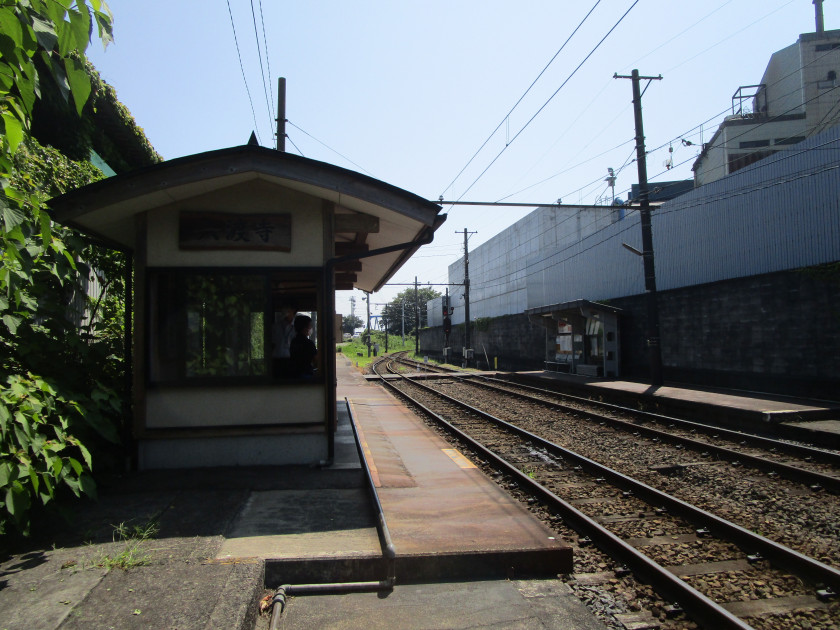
268, 399, 397, 628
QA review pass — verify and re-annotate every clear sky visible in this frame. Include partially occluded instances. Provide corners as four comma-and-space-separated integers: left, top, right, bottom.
86, 0, 837, 322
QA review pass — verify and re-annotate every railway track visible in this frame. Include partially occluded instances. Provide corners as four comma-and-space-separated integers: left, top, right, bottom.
373, 356, 840, 630
446, 375, 840, 494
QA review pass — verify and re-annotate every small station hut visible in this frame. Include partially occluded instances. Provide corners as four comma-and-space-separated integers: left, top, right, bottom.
50, 144, 445, 469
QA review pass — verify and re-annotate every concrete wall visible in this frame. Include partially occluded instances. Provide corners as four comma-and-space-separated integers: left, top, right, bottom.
419, 313, 546, 372
423, 264, 840, 398
611, 266, 840, 398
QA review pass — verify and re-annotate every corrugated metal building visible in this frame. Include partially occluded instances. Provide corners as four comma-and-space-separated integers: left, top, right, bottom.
427, 204, 621, 327
528, 126, 840, 306
424, 125, 840, 395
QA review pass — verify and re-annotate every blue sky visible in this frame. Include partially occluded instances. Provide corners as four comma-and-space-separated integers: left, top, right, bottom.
87, 0, 837, 319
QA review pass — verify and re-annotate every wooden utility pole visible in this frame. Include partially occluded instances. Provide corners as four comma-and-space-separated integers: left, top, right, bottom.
277, 77, 286, 151
614, 69, 664, 386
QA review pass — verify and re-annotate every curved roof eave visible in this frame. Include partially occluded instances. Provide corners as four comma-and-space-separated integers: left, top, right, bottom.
48, 144, 443, 240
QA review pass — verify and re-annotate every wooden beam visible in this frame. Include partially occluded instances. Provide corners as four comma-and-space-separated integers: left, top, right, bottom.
334, 213, 379, 233
335, 272, 358, 283
335, 282, 355, 291
334, 260, 362, 272
335, 242, 369, 256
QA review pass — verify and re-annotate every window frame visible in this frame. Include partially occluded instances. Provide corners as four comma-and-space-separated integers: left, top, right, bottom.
145, 266, 324, 388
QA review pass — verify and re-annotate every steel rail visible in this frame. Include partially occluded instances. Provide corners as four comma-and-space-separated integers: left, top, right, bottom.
475, 375, 840, 467
382, 369, 840, 589
373, 363, 755, 630
405, 373, 840, 589
454, 376, 840, 493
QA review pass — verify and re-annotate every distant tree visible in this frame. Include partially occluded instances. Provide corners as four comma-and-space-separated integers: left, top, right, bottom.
380, 287, 442, 335
341, 314, 363, 334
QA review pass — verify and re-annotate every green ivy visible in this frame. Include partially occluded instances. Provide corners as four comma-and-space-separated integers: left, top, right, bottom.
473, 317, 492, 332
1, 0, 121, 538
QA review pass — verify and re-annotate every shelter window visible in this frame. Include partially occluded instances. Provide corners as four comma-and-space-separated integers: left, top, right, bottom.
148, 269, 321, 385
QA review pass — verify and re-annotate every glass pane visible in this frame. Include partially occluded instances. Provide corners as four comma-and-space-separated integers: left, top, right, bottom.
184, 275, 267, 378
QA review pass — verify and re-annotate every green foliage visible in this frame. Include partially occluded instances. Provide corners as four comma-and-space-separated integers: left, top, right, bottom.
473, 317, 492, 332
339, 333, 418, 370
93, 519, 159, 570
0, 372, 101, 535
379, 287, 442, 336
341, 313, 363, 334
1, 0, 120, 536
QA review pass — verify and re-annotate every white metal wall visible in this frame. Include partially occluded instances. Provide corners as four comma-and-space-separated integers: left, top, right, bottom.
435, 205, 620, 325
528, 126, 840, 308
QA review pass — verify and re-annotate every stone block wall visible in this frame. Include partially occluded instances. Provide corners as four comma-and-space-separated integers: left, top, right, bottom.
418, 313, 545, 371
420, 264, 840, 399
613, 265, 840, 398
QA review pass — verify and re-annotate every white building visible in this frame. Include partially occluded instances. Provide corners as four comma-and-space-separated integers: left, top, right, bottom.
427, 204, 622, 327
693, 26, 840, 185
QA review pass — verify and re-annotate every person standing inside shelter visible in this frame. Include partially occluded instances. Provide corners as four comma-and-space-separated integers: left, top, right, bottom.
289, 314, 318, 378
272, 305, 296, 378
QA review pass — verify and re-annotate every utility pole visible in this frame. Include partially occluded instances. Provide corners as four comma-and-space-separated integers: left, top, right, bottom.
414, 277, 419, 355
460, 228, 477, 368
364, 291, 371, 357
401, 300, 405, 346
276, 77, 286, 151
615, 69, 663, 386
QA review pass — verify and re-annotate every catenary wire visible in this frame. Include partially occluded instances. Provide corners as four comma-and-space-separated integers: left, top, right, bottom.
501, 2, 837, 207
452, 0, 641, 207
439, 0, 603, 201
258, 0, 275, 122
286, 120, 375, 176
226, 0, 261, 144
249, 0, 274, 132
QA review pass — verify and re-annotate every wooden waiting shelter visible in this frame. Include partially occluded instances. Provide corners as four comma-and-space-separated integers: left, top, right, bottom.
50, 145, 445, 469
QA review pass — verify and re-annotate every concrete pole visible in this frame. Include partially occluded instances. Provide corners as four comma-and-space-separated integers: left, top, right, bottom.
462, 228, 472, 368
619, 69, 664, 386
277, 78, 286, 151
414, 277, 419, 355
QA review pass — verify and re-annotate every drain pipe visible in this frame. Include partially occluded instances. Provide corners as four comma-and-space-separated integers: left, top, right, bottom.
268, 399, 398, 628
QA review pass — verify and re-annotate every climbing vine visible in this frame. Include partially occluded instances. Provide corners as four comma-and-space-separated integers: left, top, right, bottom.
1, 0, 122, 537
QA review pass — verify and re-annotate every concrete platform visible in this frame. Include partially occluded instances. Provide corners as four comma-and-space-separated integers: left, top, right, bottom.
218, 359, 570, 583
512, 370, 840, 442
0, 356, 588, 630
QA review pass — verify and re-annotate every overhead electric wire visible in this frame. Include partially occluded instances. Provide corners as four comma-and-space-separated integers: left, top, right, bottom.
452, 0, 641, 206
258, 0, 275, 121
495, 139, 635, 202
439, 0, 603, 201
286, 134, 305, 157
286, 120, 375, 176
619, 0, 735, 72
249, 0, 274, 129
226, 0, 261, 144
665, 0, 796, 74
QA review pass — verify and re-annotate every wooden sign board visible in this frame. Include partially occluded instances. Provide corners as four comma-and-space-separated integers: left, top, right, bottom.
179, 212, 291, 251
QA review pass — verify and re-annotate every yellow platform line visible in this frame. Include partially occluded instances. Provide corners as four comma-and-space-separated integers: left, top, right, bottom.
442, 448, 477, 469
